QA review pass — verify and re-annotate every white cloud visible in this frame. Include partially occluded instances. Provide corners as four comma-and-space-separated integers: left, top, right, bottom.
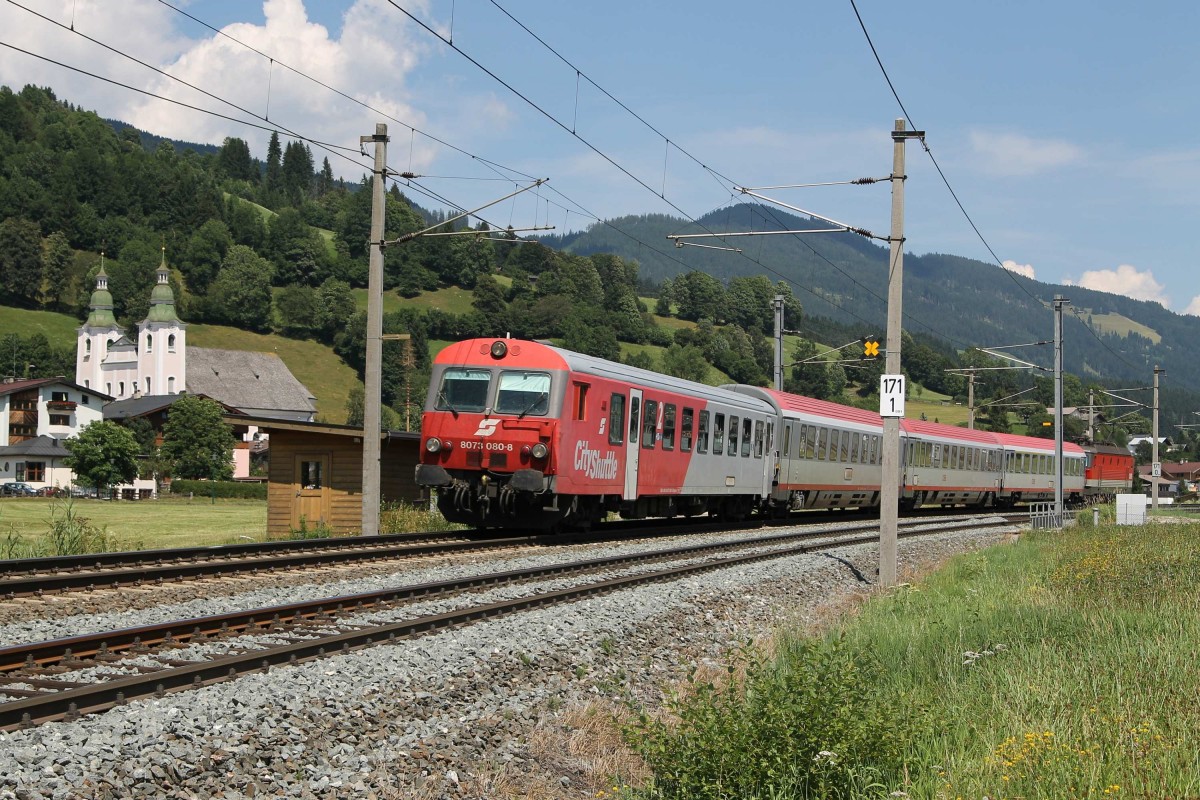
1185, 296, 1200, 316
1063, 264, 1170, 307
124, 0, 433, 176
1001, 260, 1035, 279
968, 130, 1083, 177
0, 0, 440, 180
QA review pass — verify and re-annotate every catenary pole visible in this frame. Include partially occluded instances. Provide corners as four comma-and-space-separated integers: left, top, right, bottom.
360, 124, 388, 536
1153, 365, 1164, 511
879, 118, 911, 587
773, 294, 784, 391
1053, 296, 1068, 526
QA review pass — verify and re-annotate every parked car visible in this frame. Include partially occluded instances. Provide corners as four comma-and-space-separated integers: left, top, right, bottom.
1, 482, 38, 497
37, 486, 66, 497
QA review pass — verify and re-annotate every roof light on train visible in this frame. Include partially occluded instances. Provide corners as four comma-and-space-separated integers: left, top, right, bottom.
531, 442, 549, 460
490, 340, 508, 359
425, 437, 442, 453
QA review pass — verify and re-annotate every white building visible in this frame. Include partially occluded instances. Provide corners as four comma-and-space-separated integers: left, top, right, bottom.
0, 377, 110, 490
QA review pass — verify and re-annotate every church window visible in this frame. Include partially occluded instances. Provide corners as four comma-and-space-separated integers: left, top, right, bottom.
168, 334, 176, 353
168, 376, 176, 393
146, 377, 152, 394
146, 334, 153, 353
118, 381, 125, 396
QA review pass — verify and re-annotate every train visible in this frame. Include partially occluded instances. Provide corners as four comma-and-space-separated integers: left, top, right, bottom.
415, 338, 1129, 530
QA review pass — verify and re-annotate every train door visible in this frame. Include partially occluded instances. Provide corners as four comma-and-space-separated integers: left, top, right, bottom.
624, 389, 642, 501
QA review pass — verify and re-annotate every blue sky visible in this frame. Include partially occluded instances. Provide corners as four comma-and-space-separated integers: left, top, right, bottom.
2, 0, 1198, 315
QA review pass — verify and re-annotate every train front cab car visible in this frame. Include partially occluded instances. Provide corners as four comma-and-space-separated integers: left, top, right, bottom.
417, 339, 775, 531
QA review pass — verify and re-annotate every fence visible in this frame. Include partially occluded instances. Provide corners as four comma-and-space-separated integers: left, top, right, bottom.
1028, 502, 1076, 530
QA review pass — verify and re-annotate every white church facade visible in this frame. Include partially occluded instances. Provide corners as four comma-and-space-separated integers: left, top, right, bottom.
76, 253, 317, 421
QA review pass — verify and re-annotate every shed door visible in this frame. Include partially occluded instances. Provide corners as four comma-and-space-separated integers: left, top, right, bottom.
293, 453, 331, 529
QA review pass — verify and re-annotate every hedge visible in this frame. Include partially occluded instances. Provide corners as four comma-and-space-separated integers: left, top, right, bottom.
168, 480, 267, 499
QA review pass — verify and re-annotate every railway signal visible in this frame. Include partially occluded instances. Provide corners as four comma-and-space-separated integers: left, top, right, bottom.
862, 337, 880, 359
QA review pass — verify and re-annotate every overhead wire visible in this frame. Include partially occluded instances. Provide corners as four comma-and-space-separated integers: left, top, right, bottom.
847, 0, 1177, 387
384, 0, 969, 344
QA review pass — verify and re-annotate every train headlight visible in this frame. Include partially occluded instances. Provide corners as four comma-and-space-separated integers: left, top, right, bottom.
425, 437, 442, 453
490, 340, 508, 359
530, 442, 549, 460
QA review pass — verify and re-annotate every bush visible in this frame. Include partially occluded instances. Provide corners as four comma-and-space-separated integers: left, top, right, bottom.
380, 500, 464, 533
624, 637, 917, 799
168, 479, 267, 500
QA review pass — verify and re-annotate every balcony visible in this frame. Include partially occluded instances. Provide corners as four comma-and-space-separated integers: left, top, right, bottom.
47, 400, 77, 411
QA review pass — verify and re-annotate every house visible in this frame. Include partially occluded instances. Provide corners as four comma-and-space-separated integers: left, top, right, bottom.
1127, 435, 1174, 456
0, 377, 110, 491
104, 394, 256, 478
225, 415, 422, 537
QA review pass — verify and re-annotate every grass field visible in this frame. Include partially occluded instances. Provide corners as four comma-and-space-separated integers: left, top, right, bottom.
0, 496, 267, 552
0, 306, 81, 356
1082, 308, 1162, 344
621, 518, 1200, 798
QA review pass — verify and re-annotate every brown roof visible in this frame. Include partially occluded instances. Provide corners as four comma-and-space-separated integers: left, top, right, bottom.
187, 348, 316, 421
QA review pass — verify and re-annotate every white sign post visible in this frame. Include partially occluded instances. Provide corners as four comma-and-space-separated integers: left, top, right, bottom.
1152, 462, 1162, 478
880, 374, 906, 418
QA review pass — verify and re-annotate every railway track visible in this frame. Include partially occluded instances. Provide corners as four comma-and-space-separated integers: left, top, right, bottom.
0, 515, 1018, 730
0, 508, 1012, 598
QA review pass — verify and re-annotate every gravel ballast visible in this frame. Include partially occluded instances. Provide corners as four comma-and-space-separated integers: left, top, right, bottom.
0, 522, 1017, 799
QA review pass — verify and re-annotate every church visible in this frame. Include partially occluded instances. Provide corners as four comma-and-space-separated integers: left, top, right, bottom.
75, 252, 318, 422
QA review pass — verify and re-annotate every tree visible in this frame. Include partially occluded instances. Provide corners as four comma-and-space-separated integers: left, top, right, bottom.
662, 343, 710, 383
216, 137, 256, 182
40, 231, 72, 308
64, 421, 140, 496
0, 216, 43, 305
209, 245, 274, 331
344, 386, 401, 430
160, 396, 235, 480
275, 284, 320, 338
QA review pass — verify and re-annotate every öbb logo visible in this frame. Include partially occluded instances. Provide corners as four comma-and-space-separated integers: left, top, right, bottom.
473, 419, 500, 437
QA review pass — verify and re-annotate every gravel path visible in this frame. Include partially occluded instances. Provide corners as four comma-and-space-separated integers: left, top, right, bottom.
0, 521, 1017, 800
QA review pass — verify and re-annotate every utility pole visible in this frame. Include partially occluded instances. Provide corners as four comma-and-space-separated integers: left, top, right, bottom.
1088, 389, 1095, 444
1053, 296, 1068, 527
966, 369, 976, 430
360, 123, 388, 536
1153, 365, 1164, 511
880, 118, 922, 587
773, 294, 784, 391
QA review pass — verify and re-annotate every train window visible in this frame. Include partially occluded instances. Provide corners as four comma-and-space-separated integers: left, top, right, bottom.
742, 418, 753, 458
681, 408, 694, 452
642, 400, 658, 449
629, 397, 641, 444
804, 426, 816, 459
849, 434, 859, 464
573, 383, 589, 421
609, 394, 625, 445
712, 413, 725, 454
728, 416, 740, 456
817, 428, 828, 461
829, 430, 840, 462
663, 404, 676, 451
958, 447, 966, 470
870, 435, 879, 465
754, 421, 764, 458
840, 430, 850, 462
766, 422, 774, 455
698, 411, 710, 453
496, 372, 551, 416
436, 367, 491, 413
782, 424, 792, 460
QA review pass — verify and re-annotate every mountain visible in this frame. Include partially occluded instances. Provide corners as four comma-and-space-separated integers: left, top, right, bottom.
544, 204, 1198, 395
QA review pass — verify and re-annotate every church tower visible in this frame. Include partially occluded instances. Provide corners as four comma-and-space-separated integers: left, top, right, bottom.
75, 257, 124, 393
137, 248, 187, 396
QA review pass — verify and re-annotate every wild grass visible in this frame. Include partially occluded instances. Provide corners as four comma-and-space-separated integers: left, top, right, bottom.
380, 500, 465, 533
619, 522, 1200, 799
0, 496, 114, 557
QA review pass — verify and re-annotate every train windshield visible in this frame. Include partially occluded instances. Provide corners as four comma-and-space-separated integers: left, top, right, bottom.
496, 371, 551, 416
436, 368, 491, 413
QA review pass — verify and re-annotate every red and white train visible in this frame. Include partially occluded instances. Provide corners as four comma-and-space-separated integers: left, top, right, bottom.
416, 338, 1099, 530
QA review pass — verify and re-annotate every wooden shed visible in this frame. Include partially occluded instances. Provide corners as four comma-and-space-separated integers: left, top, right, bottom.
225, 415, 423, 537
